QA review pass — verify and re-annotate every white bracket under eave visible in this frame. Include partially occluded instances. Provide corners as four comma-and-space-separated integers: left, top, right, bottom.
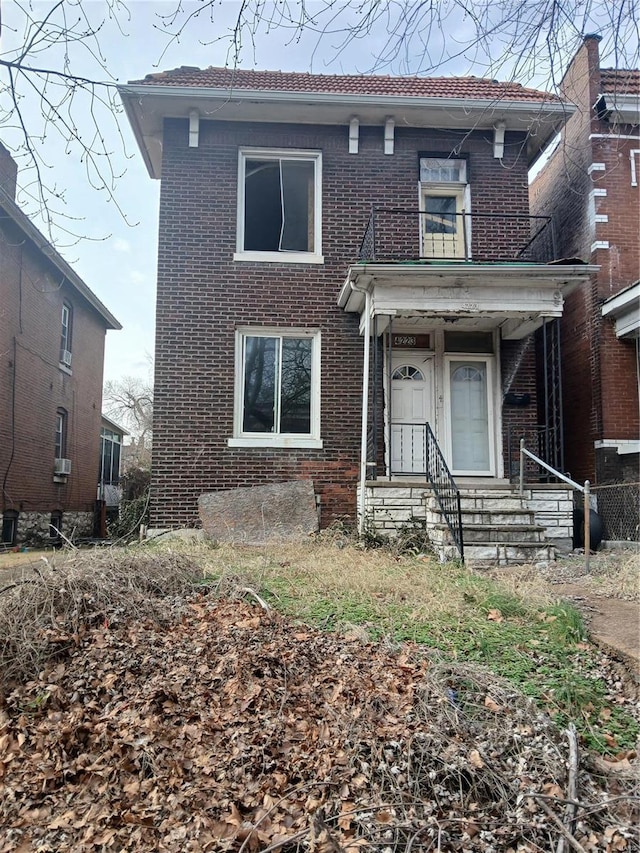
493, 122, 506, 159
349, 118, 360, 154
189, 109, 200, 148
384, 118, 395, 155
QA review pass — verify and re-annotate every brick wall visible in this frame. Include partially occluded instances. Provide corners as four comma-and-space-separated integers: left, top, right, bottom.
530, 36, 640, 483
153, 118, 534, 528
0, 212, 107, 537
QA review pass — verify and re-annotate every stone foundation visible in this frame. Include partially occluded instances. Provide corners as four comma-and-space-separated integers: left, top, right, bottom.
524, 485, 574, 555
1, 511, 94, 547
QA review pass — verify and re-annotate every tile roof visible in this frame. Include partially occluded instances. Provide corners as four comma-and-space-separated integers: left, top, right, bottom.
600, 68, 640, 95
131, 66, 561, 103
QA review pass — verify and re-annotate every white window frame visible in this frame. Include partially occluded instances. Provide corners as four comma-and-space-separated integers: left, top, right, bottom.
60, 302, 73, 371
418, 157, 471, 260
234, 148, 324, 264
229, 326, 323, 449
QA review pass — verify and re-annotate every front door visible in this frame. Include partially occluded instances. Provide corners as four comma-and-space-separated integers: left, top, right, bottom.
390, 355, 433, 474
447, 358, 493, 475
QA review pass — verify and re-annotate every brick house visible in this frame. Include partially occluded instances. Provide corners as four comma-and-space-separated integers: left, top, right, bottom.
530, 37, 639, 540
120, 67, 596, 563
0, 143, 121, 547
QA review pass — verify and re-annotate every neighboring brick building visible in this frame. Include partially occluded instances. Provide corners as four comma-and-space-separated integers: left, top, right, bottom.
0, 143, 121, 546
120, 67, 594, 548
530, 36, 639, 532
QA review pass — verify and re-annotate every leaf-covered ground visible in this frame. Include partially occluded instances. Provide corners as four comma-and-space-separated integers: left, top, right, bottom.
1, 592, 638, 852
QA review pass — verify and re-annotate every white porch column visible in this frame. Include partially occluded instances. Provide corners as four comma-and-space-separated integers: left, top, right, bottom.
351, 281, 372, 534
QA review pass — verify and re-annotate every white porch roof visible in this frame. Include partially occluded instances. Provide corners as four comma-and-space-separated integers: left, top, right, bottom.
338, 262, 597, 339
601, 281, 640, 339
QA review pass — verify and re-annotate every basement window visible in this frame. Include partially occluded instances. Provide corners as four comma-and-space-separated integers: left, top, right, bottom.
235, 149, 323, 264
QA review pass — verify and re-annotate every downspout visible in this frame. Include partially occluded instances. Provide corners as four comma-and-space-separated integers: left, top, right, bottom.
351, 278, 372, 535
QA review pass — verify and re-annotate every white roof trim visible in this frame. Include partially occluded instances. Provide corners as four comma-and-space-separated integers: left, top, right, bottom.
119, 82, 574, 179
602, 280, 640, 338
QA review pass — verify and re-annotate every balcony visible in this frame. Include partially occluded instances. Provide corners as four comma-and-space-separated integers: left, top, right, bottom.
358, 208, 558, 264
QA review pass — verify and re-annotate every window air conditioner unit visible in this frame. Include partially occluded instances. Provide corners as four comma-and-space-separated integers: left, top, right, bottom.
60, 349, 72, 367
54, 458, 72, 475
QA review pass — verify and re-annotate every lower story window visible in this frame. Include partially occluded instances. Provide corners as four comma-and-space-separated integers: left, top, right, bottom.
230, 328, 322, 449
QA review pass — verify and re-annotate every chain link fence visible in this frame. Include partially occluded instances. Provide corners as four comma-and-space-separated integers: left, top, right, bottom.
591, 481, 640, 543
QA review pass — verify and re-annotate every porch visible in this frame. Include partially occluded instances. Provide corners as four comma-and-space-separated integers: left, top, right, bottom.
359, 479, 574, 566
338, 209, 596, 563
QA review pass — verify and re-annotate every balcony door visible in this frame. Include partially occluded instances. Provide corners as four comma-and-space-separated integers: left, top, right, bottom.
420, 188, 466, 259
390, 355, 434, 474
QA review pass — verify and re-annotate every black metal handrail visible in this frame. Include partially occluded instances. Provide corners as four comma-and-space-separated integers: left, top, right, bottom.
425, 423, 464, 563
358, 207, 557, 263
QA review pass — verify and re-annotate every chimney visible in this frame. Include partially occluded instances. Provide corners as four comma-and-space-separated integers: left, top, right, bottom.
0, 142, 18, 200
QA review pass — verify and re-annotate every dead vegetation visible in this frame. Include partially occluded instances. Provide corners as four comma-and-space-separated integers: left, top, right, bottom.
0, 545, 638, 852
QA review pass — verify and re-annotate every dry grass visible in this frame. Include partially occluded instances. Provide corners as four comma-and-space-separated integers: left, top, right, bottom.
0, 537, 555, 691
585, 551, 640, 601
186, 535, 556, 621
0, 548, 204, 690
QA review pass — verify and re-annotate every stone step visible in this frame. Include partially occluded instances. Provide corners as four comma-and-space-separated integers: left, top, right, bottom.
438, 541, 555, 567
457, 496, 526, 511
459, 510, 536, 525
431, 522, 546, 545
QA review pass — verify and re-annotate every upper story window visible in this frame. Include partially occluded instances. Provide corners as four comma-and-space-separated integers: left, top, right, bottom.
55, 408, 68, 459
229, 327, 322, 449
60, 302, 73, 368
419, 157, 470, 260
235, 149, 323, 265
420, 157, 467, 184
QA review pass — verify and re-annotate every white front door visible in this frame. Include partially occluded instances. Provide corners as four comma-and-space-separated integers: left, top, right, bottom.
390, 356, 434, 474
447, 358, 494, 475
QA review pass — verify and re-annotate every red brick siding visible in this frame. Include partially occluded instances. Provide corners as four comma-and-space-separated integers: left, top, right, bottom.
500, 338, 538, 477
0, 215, 106, 520
153, 118, 535, 528
530, 37, 639, 483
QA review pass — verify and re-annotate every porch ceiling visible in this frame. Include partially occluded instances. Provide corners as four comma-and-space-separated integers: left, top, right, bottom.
338, 262, 598, 340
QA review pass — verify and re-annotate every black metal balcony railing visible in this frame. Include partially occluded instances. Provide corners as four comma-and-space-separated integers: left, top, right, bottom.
359, 207, 558, 264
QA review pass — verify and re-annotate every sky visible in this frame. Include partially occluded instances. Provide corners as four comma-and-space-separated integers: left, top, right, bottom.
1, 1, 636, 385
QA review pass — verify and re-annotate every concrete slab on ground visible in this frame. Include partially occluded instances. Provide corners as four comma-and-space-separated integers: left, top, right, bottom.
199, 480, 319, 545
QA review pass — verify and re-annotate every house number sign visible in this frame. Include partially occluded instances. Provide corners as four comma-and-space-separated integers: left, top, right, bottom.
392, 334, 430, 349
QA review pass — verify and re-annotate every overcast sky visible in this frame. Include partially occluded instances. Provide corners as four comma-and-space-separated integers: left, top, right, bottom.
2, 1, 634, 386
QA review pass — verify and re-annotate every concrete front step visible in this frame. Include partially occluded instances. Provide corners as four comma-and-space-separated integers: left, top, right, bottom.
445, 523, 547, 545
458, 496, 527, 512
440, 541, 555, 566
429, 489, 553, 564
460, 510, 537, 525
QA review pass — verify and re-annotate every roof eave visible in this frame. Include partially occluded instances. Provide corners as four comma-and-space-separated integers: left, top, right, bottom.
0, 189, 122, 330
119, 82, 574, 179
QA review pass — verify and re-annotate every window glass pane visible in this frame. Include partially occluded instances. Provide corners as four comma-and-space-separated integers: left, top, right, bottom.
61, 304, 71, 354
55, 413, 64, 457
280, 160, 314, 252
420, 158, 465, 182
244, 160, 282, 251
279, 338, 312, 433
243, 336, 277, 432
425, 196, 458, 234
243, 157, 315, 253
445, 332, 494, 353
111, 441, 121, 484
392, 365, 424, 381
103, 440, 113, 485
